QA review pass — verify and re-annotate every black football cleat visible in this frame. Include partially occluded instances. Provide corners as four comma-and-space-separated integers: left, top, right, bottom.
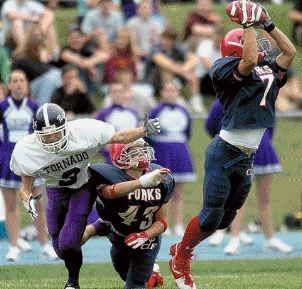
64, 283, 80, 289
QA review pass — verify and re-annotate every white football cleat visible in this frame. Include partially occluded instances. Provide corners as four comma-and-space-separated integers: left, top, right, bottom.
263, 238, 293, 253
6, 246, 20, 261
224, 237, 240, 255
41, 244, 59, 260
208, 230, 225, 246
17, 238, 32, 252
239, 232, 254, 246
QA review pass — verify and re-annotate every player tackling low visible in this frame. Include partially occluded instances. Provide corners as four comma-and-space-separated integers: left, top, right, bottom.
169, 1, 296, 288
10, 103, 160, 289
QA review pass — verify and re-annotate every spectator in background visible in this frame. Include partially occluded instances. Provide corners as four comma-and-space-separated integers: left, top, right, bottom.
127, 0, 164, 79
288, 0, 302, 45
96, 81, 139, 163
0, 0, 59, 56
81, 0, 123, 42
0, 70, 57, 261
57, 24, 109, 96
276, 68, 302, 112
12, 24, 61, 105
103, 27, 138, 83
77, 0, 100, 25
183, 0, 221, 42
206, 99, 293, 255
145, 26, 206, 114
103, 68, 157, 121
149, 82, 197, 236
51, 65, 96, 120
188, 25, 225, 98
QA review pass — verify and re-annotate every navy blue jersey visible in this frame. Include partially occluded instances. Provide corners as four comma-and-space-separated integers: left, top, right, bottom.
209, 57, 287, 129
89, 163, 175, 236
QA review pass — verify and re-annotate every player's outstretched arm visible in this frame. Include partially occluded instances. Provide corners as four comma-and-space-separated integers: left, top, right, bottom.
269, 28, 296, 70
237, 27, 258, 76
100, 168, 171, 199
110, 114, 160, 144
255, 3, 296, 70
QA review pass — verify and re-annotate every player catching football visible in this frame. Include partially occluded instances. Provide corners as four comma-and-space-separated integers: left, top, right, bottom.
82, 138, 174, 289
169, 1, 296, 288
10, 103, 160, 289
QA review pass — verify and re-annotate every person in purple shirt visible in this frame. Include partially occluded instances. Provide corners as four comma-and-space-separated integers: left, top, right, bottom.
0, 69, 57, 262
206, 99, 293, 255
95, 82, 139, 164
149, 81, 197, 236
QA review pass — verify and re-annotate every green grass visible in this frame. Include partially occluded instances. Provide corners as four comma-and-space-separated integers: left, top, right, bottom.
1, 258, 302, 289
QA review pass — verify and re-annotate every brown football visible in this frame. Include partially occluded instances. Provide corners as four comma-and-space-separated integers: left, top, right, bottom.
225, 1, 267, 24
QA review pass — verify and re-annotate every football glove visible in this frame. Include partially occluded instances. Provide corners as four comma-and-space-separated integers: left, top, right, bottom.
138, 169, 163, 188
22, 193, 42, 220
143, 113, 160, 136
235, 0, 257, 28
254, 3, 275, 32
125, 232, 149, 249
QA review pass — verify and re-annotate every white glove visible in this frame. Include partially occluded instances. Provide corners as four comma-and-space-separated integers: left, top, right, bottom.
22, 194, 42, 220
139, 169, 163, 188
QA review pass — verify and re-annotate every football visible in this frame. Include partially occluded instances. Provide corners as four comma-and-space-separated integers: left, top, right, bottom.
225, 1, 267, 24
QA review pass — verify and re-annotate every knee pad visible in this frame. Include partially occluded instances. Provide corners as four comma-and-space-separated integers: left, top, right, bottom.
199, 207, 225, 232
217, 210, 237, 229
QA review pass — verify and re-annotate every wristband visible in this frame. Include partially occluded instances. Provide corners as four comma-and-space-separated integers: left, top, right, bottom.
108, 184, 117, 198
156, 218, 168, 232
275, 62, 288, 73
264, 23, 275, 33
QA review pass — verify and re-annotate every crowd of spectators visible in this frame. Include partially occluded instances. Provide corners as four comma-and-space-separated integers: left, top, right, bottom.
0, 0, 301, 247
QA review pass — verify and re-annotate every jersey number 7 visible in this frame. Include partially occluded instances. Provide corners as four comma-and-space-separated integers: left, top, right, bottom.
259, 74, 274, 106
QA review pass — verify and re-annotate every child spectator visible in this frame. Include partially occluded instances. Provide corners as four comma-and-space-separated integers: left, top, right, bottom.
149, 81, 197, 236
0, 70, 57, 261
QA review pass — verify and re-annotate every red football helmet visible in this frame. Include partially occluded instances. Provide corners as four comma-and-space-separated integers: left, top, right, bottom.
110, 138, 155, 170
220, 28, 271, 61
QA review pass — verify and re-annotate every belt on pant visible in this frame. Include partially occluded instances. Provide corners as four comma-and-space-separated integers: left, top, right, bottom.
233, 144, 257, 154
223, 153, 254, 169
111, 225, 126, 237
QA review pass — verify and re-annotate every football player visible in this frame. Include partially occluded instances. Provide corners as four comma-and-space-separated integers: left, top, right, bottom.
10, 103, 160, 289
82, 138, 174, 289
169, 2, 296, 289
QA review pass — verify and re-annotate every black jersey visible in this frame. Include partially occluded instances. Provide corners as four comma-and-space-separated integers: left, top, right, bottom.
209, 57, 287, 130
89, 163, 175, 236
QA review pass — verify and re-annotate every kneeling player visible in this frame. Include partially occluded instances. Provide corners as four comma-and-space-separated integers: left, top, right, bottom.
83, 138, 175, 289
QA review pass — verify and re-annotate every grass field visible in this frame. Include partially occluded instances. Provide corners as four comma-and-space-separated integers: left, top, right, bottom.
10, 3, 302, 289
1, 258, 302, 289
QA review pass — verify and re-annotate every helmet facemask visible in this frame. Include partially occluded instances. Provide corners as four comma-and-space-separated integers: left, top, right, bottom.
119, 139, 156, 169
35, 123, 69, 154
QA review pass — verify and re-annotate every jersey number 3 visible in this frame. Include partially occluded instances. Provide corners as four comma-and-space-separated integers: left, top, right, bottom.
119, 205, 159, 230
259, 74, 274, 106
59, 167, 81, 186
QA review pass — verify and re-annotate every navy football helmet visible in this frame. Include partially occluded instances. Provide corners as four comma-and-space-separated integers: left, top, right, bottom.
33, 103, 69, 153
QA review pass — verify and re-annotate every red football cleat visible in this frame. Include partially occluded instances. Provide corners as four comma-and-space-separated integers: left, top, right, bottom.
169, 243, 196, 289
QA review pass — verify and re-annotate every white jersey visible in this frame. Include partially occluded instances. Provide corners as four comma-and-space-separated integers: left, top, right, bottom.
10, 119, 115, 189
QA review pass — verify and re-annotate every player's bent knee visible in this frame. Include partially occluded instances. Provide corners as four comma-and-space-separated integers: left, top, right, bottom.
217, 210, 237, 229
199, 208, 225, 232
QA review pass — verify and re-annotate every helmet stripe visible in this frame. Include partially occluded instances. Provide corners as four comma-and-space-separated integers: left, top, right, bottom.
43, 103, 50, 127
